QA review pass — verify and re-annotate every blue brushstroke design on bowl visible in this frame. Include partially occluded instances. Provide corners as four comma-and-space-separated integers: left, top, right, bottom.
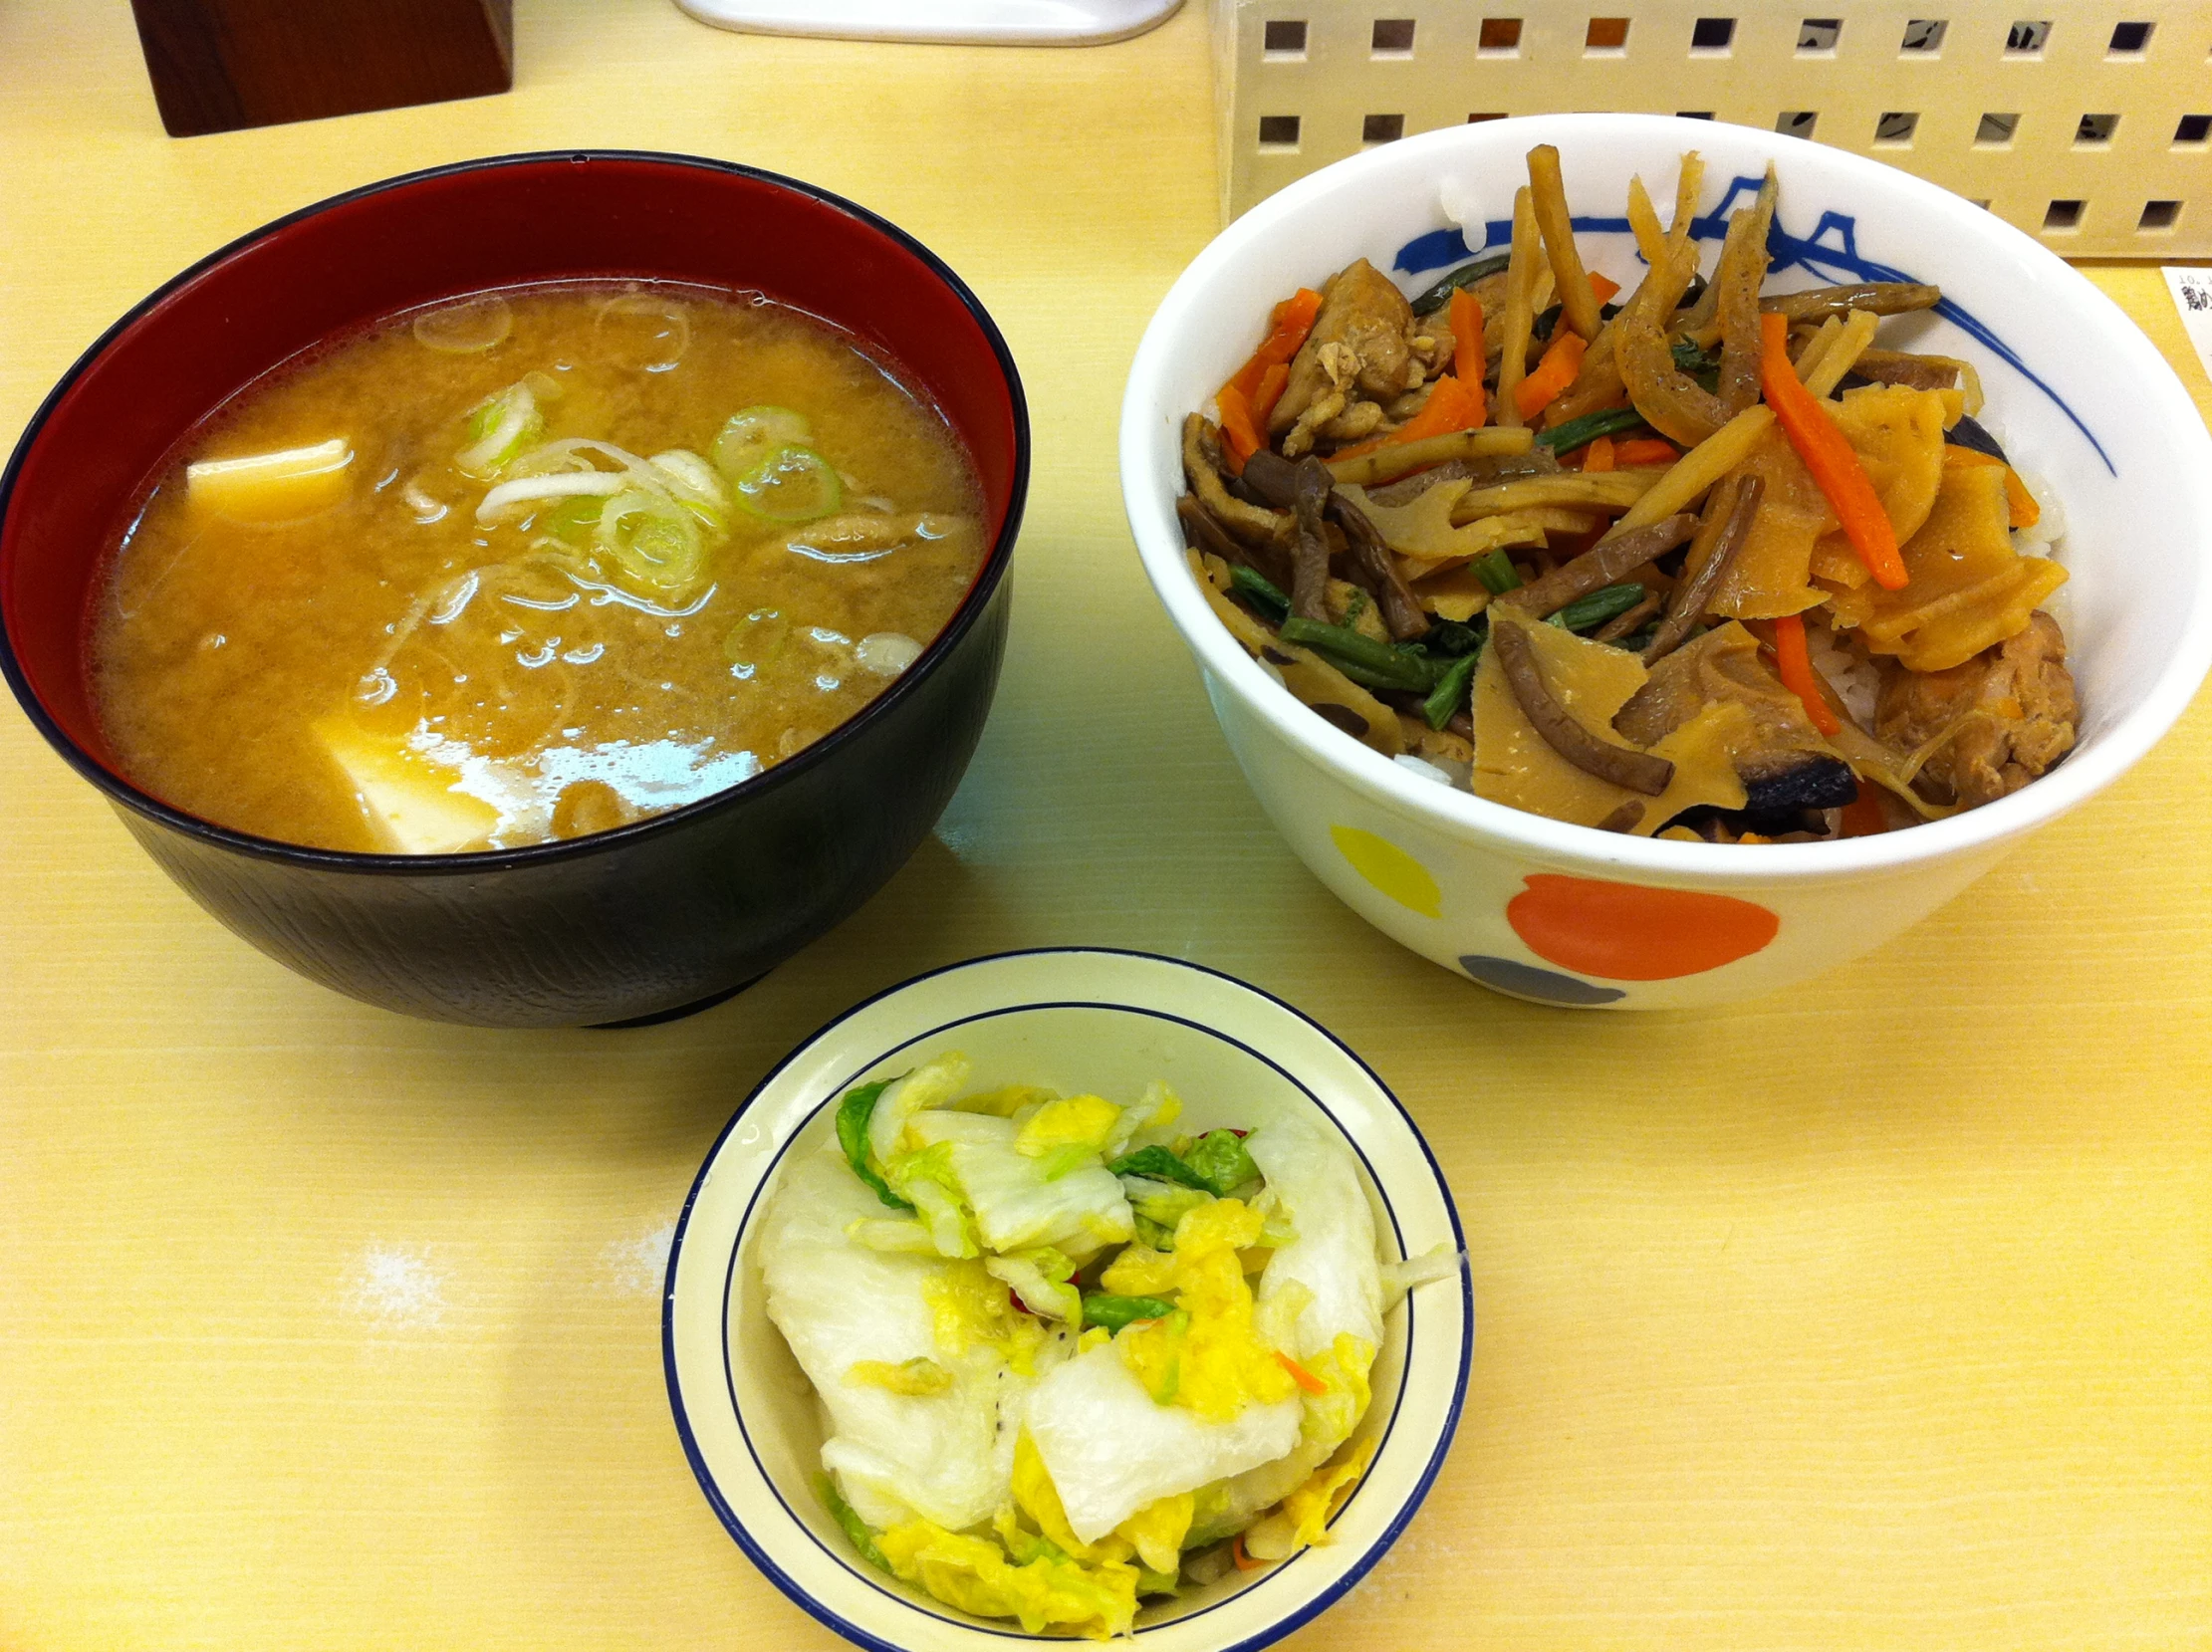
1392, 176, 2111, 474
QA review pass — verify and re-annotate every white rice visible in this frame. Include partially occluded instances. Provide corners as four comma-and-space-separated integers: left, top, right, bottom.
1394, 752, 1457, 788
1807, 613, 1882, 729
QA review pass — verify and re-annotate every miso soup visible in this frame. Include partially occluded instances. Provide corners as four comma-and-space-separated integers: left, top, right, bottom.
91, 283, 987, 853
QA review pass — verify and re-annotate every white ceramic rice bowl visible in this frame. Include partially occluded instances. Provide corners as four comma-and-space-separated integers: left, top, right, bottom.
1121, 114, 2212, 1009
663, 949, 1472, 1651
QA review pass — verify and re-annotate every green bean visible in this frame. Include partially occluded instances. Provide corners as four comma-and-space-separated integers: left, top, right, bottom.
1547, 582, 1651, 633
1422, 649, 1480, 729
1279, 617, 1438, 691
1229, 564, 1289, 619
1531, 405, 1651, 455
1472, 548, 1524, 594
1409, 252, 1512, 315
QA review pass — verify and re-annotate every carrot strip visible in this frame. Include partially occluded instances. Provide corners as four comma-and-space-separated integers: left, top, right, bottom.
1216, 382, 1265, 473
1580, 434, 1616, 472
1760, 313, 1908, 590
1233, 1534, 1265, 1571
1275, 1350, 1330, 1395
1838, 788, 1890, 836
1611, 437, 1681, 467
1448, 287, 1487, 418
1333, 374, 1485, 459
1590, 272, 1621, 307
1514, 329, 1589, 419
1772, 612, 1842, 736
1450, 289, 1486, 433
1943, 444, 2040, 529
1249, 361, 1291, 431
1226, 288, 1325, 403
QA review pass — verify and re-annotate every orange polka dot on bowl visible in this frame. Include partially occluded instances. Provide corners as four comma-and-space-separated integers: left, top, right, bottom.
1507, 874, 1778, 981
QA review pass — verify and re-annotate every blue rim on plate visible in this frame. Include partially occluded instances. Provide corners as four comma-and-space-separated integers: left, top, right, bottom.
661, 947, 1473, 1652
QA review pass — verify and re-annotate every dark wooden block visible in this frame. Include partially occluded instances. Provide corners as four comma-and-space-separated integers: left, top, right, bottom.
129, 0, 513, 138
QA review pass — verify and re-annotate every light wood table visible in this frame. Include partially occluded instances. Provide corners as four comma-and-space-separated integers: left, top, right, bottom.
3, 4, 2207, 1647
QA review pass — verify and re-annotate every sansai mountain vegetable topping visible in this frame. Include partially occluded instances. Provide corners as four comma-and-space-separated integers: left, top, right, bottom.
1177, 143, 2077, 838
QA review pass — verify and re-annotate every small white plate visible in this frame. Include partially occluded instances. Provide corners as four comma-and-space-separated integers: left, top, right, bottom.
663, 947, 1472, 1651
673, 0, 1183, 47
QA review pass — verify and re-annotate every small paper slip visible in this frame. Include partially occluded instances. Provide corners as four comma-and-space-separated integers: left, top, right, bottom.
2165, 267, 2212, 382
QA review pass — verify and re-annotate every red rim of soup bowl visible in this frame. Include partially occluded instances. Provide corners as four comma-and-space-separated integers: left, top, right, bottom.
0, 150, 1028, 875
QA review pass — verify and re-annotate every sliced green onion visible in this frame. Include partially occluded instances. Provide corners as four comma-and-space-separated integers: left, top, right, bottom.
1409, 252, 1512, 316
541, 494, 606, 543
596, 293, 691, 372
1531, 405, 1649, 456
411, 295, 512, 354
456, 382, 543, 478
596, 487, 706, 590
647, 448, 729, 515
724, 607, 791, 668
1422, 648, 1480, 729
712, 405, 813, 484
734, 444, 844, 524
1548, 582, 1650, 633
1472, 549, 1523, 594
474, 469, 625, 525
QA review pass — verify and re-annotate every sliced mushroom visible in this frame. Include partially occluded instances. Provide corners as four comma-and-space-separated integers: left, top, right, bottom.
1327, 492, 1431, 640
1361, 448, 1561, 508
1499, 513, 1697, 617
1289, 457, 1335, 622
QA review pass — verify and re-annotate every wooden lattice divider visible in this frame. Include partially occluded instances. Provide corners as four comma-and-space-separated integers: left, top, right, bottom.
1211, 0, 2212, 256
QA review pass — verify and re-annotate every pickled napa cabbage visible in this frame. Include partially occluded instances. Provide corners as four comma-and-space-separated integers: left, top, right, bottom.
759, 1058, 1443, 1634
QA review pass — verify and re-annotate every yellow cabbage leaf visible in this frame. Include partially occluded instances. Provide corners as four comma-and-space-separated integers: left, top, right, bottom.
923, 1259, 1049, 1374
1116, 1198, 1297, 1421
1015, 1095, 1122, 1159
1116, 1492, 1196, 1574
956, 1084, 1060, 1117
1284, 1431, 1379, 1546
1100, 1243, 1178, 1298
843, 1357, 953, 1396
877, 1519, 1139, 1639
